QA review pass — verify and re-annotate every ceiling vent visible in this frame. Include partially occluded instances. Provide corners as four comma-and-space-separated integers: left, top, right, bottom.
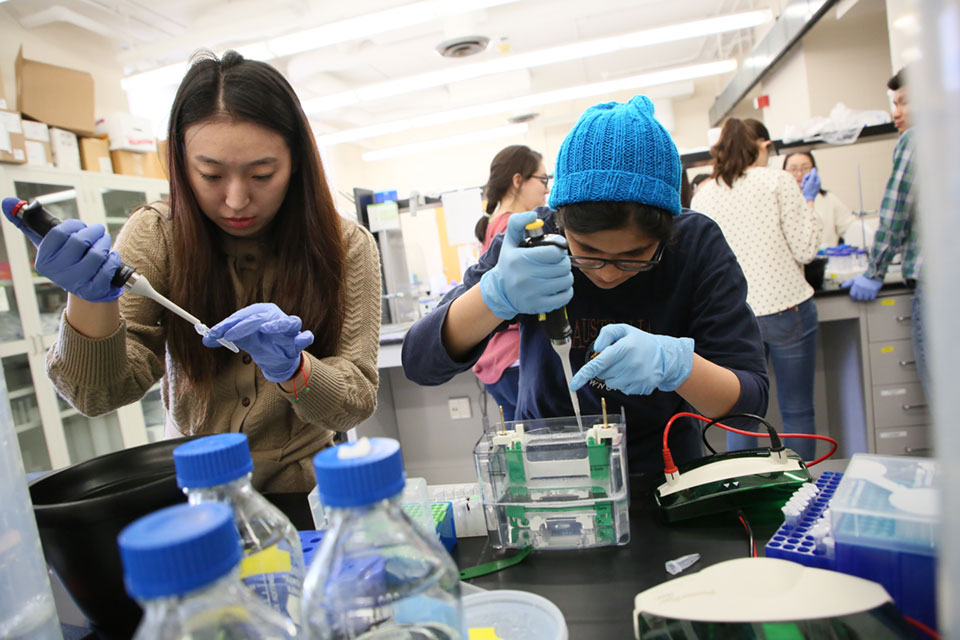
436, 36, 490, 58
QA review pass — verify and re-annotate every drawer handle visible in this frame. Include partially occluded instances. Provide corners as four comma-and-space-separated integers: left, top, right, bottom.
895, 315, 912, 322
898, 360, 916, 367
905, 447, 931, 454
902, 403, 929, 411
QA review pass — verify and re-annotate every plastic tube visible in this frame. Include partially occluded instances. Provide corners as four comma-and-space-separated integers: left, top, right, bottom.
665, 553, 700, 575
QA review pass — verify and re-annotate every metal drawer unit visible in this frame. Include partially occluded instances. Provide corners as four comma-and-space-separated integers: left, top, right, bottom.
864, 292, 932, 455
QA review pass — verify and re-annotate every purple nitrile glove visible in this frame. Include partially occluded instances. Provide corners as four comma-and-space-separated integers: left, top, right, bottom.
841, 275, 883, 301
203, 303, 314, 382
479, 210, 573, 320
2, 198, 45, 246
568, 323, 694, 395
801, 168, 821, 202
34, 219, 124, 303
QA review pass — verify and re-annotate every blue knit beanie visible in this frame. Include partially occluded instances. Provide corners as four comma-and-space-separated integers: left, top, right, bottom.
548, 95, 682, 216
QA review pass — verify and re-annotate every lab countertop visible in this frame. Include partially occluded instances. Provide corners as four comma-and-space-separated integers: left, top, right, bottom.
55, 462, 848, 638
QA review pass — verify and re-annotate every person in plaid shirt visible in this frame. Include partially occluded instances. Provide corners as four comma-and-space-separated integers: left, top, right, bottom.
842, 67, 927, 394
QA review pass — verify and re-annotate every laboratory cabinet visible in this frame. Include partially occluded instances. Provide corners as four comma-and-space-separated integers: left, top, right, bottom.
0, 165, 169, 472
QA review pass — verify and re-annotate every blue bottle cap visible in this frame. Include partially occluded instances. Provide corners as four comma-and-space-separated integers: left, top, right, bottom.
173, 433, 254, 489
118, 503, 241, 600
312, 438, 405, 508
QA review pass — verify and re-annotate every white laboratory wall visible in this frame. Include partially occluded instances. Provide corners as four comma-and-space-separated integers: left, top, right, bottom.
804, 3, 894, 120
0, 8, 129, 117
760, 46, 814, 141
885, 0, 921, 71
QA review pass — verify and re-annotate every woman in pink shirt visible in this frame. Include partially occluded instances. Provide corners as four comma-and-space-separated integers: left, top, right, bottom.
472, 145, 550, 420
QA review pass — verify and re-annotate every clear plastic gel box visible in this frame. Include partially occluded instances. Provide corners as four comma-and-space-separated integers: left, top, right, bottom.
473, 414, 630, 550
830, 453, 939, 556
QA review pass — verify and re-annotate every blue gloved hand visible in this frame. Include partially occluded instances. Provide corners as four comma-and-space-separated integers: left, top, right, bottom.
569, 324, 694, 395
479, 211, 573, 320
204, 303, 314, 382
801, 167, 821, 202
34, 219, 124, 303
2, 198, 44, 246
841, 275, 883, 301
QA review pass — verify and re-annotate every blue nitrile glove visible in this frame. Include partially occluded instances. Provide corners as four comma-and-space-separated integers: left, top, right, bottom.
203, 303, 314, 382
569, 324, 694, 395
801, 167, 821, 202
2, 197, 44, 246
34, 219, 124, 303
479, 210, 573, 320
841, 275, 883, 301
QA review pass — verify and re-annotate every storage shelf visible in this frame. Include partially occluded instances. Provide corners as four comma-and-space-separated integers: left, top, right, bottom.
9, 385, 35, 400
681, 122, 900, 167
15, 419, 41, 434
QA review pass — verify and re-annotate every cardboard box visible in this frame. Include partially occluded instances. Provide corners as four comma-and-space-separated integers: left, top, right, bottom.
110, 150, 164, 179
79, 137, 113, 173
49, 127, 81, 171
16, 46, 95, 136
95, 113, 156, 152
157, 139, 168, 175
0, 109, 26, 164
21, 118, 52, 167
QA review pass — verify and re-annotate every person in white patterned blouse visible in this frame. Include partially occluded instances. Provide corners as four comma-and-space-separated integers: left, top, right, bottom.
691, 118, 822, 461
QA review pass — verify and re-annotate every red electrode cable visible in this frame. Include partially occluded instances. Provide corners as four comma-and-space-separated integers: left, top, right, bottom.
662, 412, 838, 474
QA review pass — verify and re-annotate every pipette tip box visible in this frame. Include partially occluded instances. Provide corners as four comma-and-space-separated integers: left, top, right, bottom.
473, 414, 629, 550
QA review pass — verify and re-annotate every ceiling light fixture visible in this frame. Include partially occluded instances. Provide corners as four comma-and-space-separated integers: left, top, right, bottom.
362, 123, 528, 162
121, 0, 519, 91
316, 59, 737, 148
303, 9, 771, 113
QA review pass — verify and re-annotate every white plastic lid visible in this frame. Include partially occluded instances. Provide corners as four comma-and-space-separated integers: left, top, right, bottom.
464, 589, 567, 640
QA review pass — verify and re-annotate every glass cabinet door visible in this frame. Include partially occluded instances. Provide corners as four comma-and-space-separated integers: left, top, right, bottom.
12, 181, 79, 338
141, 384, 165, 443
3, 354, 49, 472
55, 393, 124, 463
100, 187, 148, 238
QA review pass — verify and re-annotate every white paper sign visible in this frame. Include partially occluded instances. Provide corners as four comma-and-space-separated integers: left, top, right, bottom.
441, 188, 483, 246
367, 201, 400, 233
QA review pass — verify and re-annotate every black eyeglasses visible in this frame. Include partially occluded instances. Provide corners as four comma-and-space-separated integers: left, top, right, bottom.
568, 241, 664, 272
530, 174, 550, 187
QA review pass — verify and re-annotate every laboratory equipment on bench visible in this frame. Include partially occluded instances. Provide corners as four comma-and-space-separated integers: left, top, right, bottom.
632, 557, 915, 639
173, 434, 306, 626
0, 373, 63, 640
473, 410, 630, 550
1, 198, 238, 353
654, 413, 818, 522
521, 219, 582, 430
302, 437, 464, 640
117, 502, 296, 640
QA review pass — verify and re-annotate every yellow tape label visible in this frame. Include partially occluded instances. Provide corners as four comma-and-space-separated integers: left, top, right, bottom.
880, 346, 894, 354
240, 545, 292, 578
881, 299, 896, 306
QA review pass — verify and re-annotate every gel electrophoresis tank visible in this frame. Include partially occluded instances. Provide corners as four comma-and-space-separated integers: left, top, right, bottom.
473, 414, 630, 550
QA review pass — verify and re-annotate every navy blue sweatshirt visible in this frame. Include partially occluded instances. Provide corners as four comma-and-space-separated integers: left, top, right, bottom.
401, 209, 768, 477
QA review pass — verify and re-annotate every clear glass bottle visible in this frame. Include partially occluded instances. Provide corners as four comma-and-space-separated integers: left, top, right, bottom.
302, 437, 464, 639
0, 372, 62, 640
118, 502, 296, 639
173, 434, 306, 624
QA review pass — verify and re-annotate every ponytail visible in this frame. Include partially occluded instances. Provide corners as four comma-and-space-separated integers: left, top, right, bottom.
710, 117, 770, 188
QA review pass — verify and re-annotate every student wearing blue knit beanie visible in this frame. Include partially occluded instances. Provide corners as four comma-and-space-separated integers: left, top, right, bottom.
402, 95, 768, 481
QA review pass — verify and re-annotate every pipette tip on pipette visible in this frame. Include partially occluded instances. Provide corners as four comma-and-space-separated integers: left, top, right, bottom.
194, 323, 240, 353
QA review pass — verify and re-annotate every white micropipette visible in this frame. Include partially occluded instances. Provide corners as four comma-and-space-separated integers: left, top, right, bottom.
125, 272, 239, 352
